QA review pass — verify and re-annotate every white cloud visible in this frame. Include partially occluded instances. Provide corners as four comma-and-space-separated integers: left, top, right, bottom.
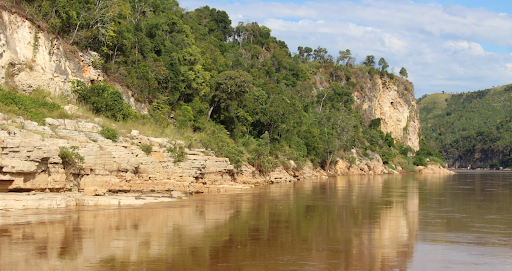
179, 0, 512, 96
443, 40, 487, 55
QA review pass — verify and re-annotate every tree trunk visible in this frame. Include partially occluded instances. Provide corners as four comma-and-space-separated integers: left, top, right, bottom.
325, 154, 333, 170
207, 102, 218, 121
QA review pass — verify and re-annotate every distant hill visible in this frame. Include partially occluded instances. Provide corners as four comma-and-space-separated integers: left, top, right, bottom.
418, 85, 512, 168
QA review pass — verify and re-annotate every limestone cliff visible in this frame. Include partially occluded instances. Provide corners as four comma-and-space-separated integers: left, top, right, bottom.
0, 114, 325, 193
0, 5, 102, 95
352, 72, 420, 151
0, 5, 149, 113
313, 71, 421, 151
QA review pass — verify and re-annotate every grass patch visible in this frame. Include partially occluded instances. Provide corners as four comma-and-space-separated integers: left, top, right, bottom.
385, 164, 396, 170
139, 143, 153, 156
166, 145, 186, 163
99, 126, 119, 142
403, 163, 418, 173
0, 87, 70, 124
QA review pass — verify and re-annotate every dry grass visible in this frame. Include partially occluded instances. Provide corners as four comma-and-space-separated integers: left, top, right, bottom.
0, 86, 196, 144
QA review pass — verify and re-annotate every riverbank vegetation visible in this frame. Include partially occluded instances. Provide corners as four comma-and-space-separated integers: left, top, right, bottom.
1, 0, 439, 172
419, 85, 512, 169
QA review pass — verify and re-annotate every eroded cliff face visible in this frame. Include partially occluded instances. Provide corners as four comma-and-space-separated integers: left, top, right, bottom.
353, 72, 421, 151
0, 6, 103, 96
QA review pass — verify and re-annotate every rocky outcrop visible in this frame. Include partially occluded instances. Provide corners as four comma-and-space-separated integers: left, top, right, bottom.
0, 6, 102, 96
0, 192, 182, 210
353, 73, 420, 150
0, 114, 304, 194
415, 164, 455, 174
335, 149, 398, 175
0, 5, 149, 112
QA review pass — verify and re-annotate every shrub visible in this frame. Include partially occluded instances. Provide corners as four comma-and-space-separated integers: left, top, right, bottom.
490, 159, 500, 169
248, 132, 278, 175
392, 156, 409, 168
72, 81, 136, 121
346, 156, 357, 165
403, 163, 418, 172
399, 145, 413, 156
428, 156, 445, 166
368, 67, 377, 78
175, 105, 194, 129
201, 123, 244, 170
139, 143, 153, 156
99, 127, 119, 142
413, 155, 428, 166
378, 148, 394, 164
416, 139, 445, 164
58, 146, 85, 171
167, 145, 187, 163
58, 146, 85, 191
294, 160, 304, 171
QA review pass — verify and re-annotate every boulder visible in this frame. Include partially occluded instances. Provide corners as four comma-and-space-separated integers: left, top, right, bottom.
0, 158, 38, 173
83, 187, 107, 196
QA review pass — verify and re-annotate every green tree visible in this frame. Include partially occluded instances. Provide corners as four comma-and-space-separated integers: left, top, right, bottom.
378, 57, 389, 71
315, 107, 356, 169
336, 49, 352, 66
362, 55, 375, 67
399, 67, 408, 78
208, 71, 254, 120
313, 46, 328, 65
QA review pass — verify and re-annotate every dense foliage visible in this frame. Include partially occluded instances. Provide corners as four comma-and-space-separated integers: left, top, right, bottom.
419, 86, 512, 168
15, 0, 418, 170
72, 81, 137, 121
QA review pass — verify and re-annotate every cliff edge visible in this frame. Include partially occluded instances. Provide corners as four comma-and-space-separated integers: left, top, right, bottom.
353, 73, 420, 151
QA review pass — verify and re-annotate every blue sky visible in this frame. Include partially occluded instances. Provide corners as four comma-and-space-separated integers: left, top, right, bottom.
179, 0, 512, 97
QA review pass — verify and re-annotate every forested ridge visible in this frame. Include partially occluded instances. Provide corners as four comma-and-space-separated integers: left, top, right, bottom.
1, 0, 439, 173
419, 85, 512, 169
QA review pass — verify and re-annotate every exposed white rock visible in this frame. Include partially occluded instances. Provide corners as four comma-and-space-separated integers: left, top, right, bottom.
130, 130, 140, 137
336, 149, 397, 175
0, 158, 38, 173
0, 117, 297, 194
352, 75, 421, 150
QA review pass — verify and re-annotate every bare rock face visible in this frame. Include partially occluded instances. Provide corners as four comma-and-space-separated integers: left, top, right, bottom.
0, 6, 149, 113
335, 149, 398, 175
353, 74, 421, 151
0, 7, 102, 96
415, 164, 455, 174
0, 115, 299, 193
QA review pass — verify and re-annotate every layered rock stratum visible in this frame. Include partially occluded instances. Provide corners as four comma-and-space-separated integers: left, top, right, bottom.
0, 114, 325, 194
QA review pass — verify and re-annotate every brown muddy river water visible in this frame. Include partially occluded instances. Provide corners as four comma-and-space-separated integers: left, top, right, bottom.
1, 172, 512, 270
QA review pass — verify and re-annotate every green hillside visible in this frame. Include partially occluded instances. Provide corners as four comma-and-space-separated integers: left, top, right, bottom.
419, 85, 512, 168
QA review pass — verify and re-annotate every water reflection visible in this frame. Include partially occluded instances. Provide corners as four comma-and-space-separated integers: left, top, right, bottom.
1, 173, 510, 270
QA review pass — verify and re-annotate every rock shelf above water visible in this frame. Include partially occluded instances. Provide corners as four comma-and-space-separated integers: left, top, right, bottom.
0, 114, 320, 196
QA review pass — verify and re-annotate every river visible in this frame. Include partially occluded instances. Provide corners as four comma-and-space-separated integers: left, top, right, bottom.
1, 172, 511, 270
